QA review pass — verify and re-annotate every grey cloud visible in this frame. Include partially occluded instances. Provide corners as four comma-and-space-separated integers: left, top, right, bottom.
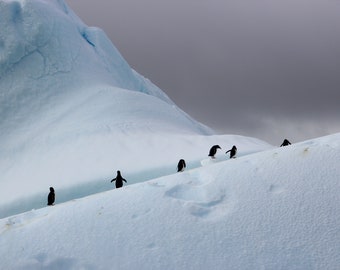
66, 0, 340, 144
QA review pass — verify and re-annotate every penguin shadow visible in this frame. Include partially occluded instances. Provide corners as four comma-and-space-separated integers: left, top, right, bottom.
164, 170, 233, 221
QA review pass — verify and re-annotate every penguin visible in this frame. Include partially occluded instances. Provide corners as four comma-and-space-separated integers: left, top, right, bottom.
280, 139, 291, 147
226, 145, 237, 159
47, 187, 55, 206
177, 159, 186, 172
111, 170, 127, 189
208, 145, 221, 159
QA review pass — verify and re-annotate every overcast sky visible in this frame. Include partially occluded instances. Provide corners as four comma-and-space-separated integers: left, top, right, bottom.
66, 0, 340, 144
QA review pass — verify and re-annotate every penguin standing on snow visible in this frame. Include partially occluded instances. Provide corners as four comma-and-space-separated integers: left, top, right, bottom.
280, 139, 291, 147
226, 145, 237, 159
47, 187, 55, 206
177, 159, 186, 172
111, 170, 127, 189
208, 145, 221, 159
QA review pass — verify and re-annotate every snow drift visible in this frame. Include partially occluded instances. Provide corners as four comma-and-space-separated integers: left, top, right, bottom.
1, 133, 339, 269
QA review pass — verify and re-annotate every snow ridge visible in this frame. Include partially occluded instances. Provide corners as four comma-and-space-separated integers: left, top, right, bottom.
0, 133, 339, 270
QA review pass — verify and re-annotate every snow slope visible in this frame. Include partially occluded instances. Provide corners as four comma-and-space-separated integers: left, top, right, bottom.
0, 1, 223, 209
1, 133, 339, 270
0, 0, 271, 217
1, 2, 338, 269
0, 132, 269, 218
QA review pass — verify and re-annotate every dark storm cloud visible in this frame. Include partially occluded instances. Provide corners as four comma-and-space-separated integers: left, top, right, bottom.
66, 0, 340, 144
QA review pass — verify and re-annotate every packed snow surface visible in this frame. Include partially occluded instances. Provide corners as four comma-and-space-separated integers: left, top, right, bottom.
1, 133, 339, 269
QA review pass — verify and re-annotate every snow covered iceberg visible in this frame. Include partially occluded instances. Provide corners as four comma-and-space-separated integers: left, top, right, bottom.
0, 0, 211, 139
0, 1, 339, 269
0, 0, 270, 217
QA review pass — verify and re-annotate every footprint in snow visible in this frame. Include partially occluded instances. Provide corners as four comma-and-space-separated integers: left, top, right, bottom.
165, 172, 233, 221
186, 170, 215, 186
148, 182, 166, 188
268, 184, 285, 194
1, 209, 49, 233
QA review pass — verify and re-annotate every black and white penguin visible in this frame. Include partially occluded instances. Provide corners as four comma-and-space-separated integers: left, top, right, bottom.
208, 145, 221, 159
226, 145, 237, 159
177, 159, 186, 172
280, 139, 291, 147
111, 170, 127, 188
47, 187, 55, 206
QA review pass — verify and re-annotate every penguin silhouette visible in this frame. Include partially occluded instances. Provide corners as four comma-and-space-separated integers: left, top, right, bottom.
226, 145, 237, 159
177, 159, 186, 172
47, 187, 55, 206
111, 170, 127, 188
208, 145, 221, 159
280, 139, 291, 147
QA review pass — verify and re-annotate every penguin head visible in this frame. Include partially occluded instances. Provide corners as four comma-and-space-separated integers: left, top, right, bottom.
49, 187, 54, 192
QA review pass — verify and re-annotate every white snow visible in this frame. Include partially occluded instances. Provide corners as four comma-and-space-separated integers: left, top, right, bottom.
0, 0, 219, 213
0, 1, 339, 269
1, 133, 339, 270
